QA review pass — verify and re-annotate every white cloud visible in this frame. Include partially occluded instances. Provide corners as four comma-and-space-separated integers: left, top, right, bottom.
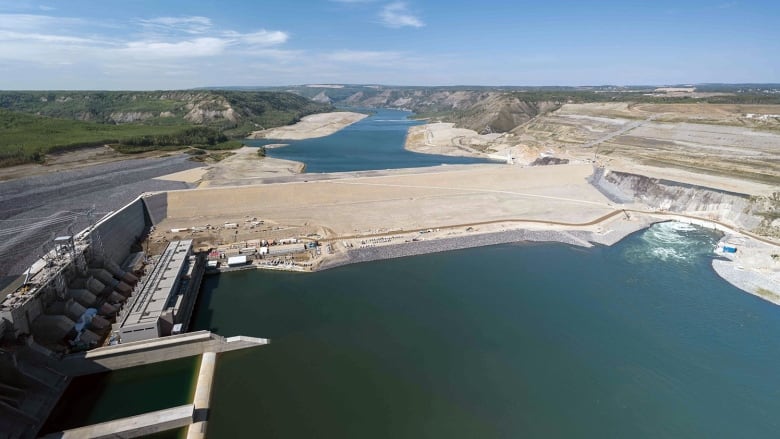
0, 30, 101, 45
0, 13, 83, 31
0, 12, 290, 66
139, 16, 213, 34
380, 2, 423, 28
120, 38, 229, 59
237, 30, 289, 46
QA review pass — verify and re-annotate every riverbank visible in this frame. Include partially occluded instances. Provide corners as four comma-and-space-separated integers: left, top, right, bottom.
248, 112, 368, 140
318, 215, 655, 271
712, 234, 780, 305
149, 160, 779, 305
404, 122, 499, 158
196, 146, 305, 188
212, 209, 779, 308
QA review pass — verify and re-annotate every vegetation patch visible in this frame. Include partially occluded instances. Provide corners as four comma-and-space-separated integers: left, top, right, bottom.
0, 90, 331, 167
755, 287, 780, 302
0, 109, 188, 166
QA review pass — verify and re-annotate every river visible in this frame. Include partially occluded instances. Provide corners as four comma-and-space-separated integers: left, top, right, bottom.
244, 108, 495, 172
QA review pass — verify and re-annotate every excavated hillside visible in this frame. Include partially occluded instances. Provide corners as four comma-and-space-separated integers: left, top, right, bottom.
590, 167, 780, 238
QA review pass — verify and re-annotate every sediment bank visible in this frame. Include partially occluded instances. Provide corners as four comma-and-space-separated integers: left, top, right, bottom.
248, 112, 368, 140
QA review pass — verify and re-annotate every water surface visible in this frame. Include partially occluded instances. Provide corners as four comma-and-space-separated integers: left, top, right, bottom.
41, 357, 198, 434
244, 108, 495, 173
192, 223, 780, 438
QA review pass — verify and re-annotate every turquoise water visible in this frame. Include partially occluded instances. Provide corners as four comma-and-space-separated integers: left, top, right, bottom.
192, 222, 780, 438
244, 108, 496, 173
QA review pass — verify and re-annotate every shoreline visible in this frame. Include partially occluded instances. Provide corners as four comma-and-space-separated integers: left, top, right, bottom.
247, 111, 368, 140
224, 211, 779, 307
316, 226, 640, 272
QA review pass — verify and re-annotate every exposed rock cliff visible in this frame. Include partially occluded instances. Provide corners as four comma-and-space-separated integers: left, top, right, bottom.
109, 111, 155, 123
589, 167, 779, 237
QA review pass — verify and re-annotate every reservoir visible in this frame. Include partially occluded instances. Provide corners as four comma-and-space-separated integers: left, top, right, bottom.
189, 222, 780, 437
41, 110, 780, 437
245, 108, 495, 173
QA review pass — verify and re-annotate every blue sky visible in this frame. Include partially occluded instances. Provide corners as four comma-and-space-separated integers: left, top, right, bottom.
0, 0, 777, 89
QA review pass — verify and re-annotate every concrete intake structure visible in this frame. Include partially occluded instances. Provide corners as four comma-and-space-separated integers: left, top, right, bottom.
187, 351, 217, 439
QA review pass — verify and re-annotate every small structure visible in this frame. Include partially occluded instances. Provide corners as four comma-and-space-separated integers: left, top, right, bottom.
227, 255, 248, 267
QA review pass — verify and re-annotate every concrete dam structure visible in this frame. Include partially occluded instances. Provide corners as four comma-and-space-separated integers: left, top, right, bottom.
0, 192, 266, 438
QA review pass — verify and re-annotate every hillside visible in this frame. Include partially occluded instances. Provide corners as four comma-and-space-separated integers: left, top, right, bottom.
266, 84, 780, 134
0, 91, 331, 166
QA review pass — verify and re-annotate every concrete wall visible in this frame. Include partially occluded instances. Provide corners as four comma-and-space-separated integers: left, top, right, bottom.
143, 192, 169, 226
3, 195, 151, 341
91, 197, 149, 266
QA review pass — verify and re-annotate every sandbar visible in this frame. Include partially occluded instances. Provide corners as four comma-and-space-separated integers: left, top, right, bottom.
248, 112, 368, 140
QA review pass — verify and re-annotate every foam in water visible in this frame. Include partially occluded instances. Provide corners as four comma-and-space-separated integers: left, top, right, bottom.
624, 221, 719, 264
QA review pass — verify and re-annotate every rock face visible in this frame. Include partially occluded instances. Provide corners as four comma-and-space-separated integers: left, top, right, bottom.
589, 167, 779, 237
338, 89, 559, 133
531, 157, 569, 166
109, 112, 154, 123
312, 91, 332, 104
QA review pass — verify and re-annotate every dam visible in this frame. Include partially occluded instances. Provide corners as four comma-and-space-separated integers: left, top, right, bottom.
0, 193, 269, 437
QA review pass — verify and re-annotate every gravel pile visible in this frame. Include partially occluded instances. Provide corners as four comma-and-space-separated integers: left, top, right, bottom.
712, 259, 780, 303
0, 156, 201, 285
321, 229, 596, 271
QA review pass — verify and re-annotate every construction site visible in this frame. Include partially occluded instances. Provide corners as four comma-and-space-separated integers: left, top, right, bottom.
0, 101, 778, 437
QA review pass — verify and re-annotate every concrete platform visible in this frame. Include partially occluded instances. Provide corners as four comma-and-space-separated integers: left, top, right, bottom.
42, 404, 194, 438
56, 331, 268, 376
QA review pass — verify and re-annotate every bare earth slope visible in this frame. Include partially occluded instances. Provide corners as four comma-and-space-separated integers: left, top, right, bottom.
406, 102, 780, 186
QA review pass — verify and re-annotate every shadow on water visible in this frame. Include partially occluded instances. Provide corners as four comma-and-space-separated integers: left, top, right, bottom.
191, 273, 223, 334
40, 357, 199, 435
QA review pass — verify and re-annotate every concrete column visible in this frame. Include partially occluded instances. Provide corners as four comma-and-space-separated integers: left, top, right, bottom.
187, 351, 217, 439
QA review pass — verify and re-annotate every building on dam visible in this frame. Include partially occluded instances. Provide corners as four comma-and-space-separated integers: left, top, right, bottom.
0, 193, 206, 437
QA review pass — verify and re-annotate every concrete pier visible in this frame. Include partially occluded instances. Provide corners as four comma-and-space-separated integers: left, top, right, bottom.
42, 404, 194, 438
187, 351, 217, 439
55, 330, 268, 376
